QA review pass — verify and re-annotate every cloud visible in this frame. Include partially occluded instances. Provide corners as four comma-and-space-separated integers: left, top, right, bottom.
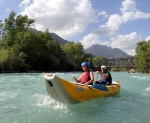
20, 0, 96, 39
120, 0, 137, 13
0, 0, 4, 2
80, 34, 100, 49
145, 36, 150, 41
80, 33, 110, 49
111, 32, 141, 55
98, 11, 109, 18
19, 0, 31, 8
93, 14, 122, 36
126, 49, 136, 56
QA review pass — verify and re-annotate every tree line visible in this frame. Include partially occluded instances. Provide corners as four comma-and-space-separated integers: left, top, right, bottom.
0, 11, 149, 73
0, 12, 92, 72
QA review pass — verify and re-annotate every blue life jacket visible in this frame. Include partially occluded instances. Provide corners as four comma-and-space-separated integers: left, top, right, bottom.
101, 78, 107, 83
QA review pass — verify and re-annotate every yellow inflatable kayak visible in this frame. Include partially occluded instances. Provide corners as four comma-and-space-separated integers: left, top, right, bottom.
44, 74, 121, 104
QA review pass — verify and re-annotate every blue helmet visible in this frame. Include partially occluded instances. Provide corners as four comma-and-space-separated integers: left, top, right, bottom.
81, 62, 89, 67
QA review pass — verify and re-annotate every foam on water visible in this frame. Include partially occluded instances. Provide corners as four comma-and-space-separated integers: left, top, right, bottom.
144, 87, 150, 91
34, 94, 55, 107
33, 93, 68, 113
131, 75, 150, 80
53, 103, 68, 112
0, 92, 17, 101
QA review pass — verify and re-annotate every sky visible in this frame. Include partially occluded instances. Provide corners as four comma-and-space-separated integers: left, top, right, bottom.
0, 0, 150, 56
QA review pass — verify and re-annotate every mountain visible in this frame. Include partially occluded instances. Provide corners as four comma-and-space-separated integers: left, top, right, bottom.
32, 29, 68, 45
50, 33, 68, 45
85, 44, 132, 58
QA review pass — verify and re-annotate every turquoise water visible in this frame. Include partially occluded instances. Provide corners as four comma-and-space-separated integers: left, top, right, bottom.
0, 72, 150, 123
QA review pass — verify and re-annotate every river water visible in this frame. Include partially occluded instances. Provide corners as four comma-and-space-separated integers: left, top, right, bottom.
0, 72, 150, 123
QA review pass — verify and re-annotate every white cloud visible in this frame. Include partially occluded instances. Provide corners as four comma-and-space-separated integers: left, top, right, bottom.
80, 34, 110, 49
93, 14, 123, 36
111, 32, 141, 55
145, 36, 150, 41
20, 0, 96, 39
122, 11, 150, 22
0, 0, 4, 2
126, 49, 136, 56
19, 0, 31, 8
98, 11, 109, 18
120, 0, 137, 13
80, 34, 100, 49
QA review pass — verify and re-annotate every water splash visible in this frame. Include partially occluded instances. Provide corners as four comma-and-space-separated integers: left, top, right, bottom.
33, 94, 68, 113
33, 94, 55, 107
131, 75, 150, 80
53, 103, 68, 113
144, 87, 150, 91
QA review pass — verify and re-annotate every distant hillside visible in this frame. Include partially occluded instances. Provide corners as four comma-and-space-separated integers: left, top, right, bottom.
32, 29, 68, 45
50, 33, 68, 45
85, 44, 132, 58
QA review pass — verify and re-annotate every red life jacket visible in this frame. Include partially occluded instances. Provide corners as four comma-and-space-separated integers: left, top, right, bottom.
80, 71, 90, 84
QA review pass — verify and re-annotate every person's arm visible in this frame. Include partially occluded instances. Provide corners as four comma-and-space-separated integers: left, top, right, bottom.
96, 71, 102, 81
73, 75, 81, 83
85, 71, 94, 85
101, 73, 109, 79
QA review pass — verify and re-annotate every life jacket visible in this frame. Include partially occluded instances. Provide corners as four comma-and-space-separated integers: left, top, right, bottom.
101, 78, 107, 83
100, 71, 112, 84
80, 70, 91, 84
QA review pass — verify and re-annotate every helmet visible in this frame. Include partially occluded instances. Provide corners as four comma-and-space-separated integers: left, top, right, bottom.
81, 62, 89, 67
101, 65, 106, 69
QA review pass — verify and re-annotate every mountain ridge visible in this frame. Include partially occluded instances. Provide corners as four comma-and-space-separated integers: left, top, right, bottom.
32, 28, 68, 45
84, 44, 132, 58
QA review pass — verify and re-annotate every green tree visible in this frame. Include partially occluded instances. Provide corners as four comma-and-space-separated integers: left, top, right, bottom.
93, 56, 106, 60
0, 50, 9, 71
1, 12, 34, 49
135, 40, 150, 73
0, 49, 27, 72
62, 42, 92, 70
32, 30, 66, 71
0, 12, 35, 72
